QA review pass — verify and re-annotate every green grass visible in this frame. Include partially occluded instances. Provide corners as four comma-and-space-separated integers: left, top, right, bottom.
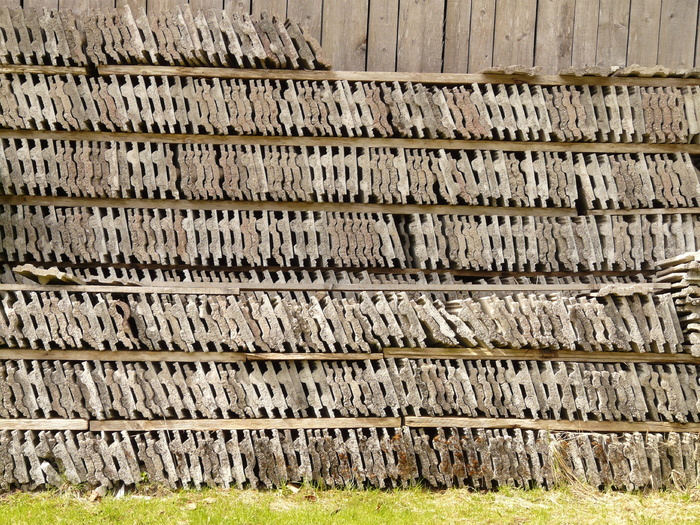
2, 484, 700, 524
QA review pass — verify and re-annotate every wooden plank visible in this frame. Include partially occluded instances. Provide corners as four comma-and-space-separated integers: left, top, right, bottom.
535, 0, 575, 74
384, 346, 696, 365
0, 283, 241, 296
468, 0, 496, 71
571, 0, 599, 67
116, 0, 146, 10
247, 353, 384, 361
443, 0, 472, 73
90, 417, 402, 431
596, 0, 631, 67
588, 208, 700, 216
5, 128, 700, 156
396, 0, 444, 73
0, 349, 247, 363
627, 0, 662, 66
321, 0, 369, 71
237, 282, 626, 292
0, 65, 88, 75
0, 419, 89, 431
366, 0, 399, 72
657, 0, 699, 69
492, 0, 537, 67
286, 0, 323, 42
96, 64, 700, 87
60, 0, 113, 11
190, 0, 225, 10
251, 0, 287, 17
147, 0, 190, 13
0, 195, 577, 218
224, 0, 252, 12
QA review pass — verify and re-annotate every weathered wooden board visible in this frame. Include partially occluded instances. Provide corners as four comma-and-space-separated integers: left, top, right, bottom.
321, 0, 369, 71
596, 0, 631, 67
366, 0, 399, 72
658, 0, 699, 68
468, 0, 496, 71
572, 0, 600, 67
396, 0, 444, 73
443, 0, 472, 73
535, 0, 575, 72
627, 0, 662, 66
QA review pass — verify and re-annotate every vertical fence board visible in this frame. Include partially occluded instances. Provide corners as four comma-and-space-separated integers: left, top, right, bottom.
657, 0, 698, 68
286, 0, 323, 41
443, 0, 472, 73
224, 0, 252, 12
366, 0, 399, 72
627, 0, 662, 66
596, 0, 630, 67
493, 0, 537, 67
468, 0, 496, 71
251, 0, 287, 17
189, 0, 224, 10
396, 0, 444, 72
571, 0, 599, 67
535, 0, 575, 73
321, 0, 369, 71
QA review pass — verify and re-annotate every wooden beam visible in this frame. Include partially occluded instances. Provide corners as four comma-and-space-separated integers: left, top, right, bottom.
0, 349, 246, 363
384, 346, 697, 365
0, 283, 240, 296
588, 208, 700, 216
0, 195, 576, 218
0, 129, 697, 155
0, 419, 89, 431
246, 353, 384, 361
89, 417, 402, 431
403, 416, 700, 433
95, 64, 700, 88
0, 65, 89, 75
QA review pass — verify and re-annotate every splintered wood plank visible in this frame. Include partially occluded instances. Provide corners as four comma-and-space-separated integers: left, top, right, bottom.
384, 346, 694, 364
0, 195, 578, 218
396, 0, 444, 72
251, 0, 287, 17
572, 0, 599, 67
443, 0, 472, 73
405, 417, 700, 433
626, 0, 662, 66
0, 349, 247, 363
366, 0, 399, 72
535, 0, 575, 73
469, 0, 496, 71
286, 0, 323, 42
90, 418, 402, 431
596, 0, 631, 67
492, 0, 537, 67
0, 419, 89, 431
0, 283, 241, 295
224, 0, 252, 12
321, 0, 368, 71
657, 0, 699, 68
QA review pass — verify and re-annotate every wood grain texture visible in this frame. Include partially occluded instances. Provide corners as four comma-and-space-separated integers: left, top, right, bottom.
396, 0, 444, 72
535, 0, 575, 72
90, 417, 402, 431
0, 419, 89, 431
321, 0, 369, 71
442, 0, 472, 73
366, 0, 399, 72
189, 0, 224, 10
251, 0, 287, 17
59, 0, 114, 11
572, 0, 600, 67
0, 283, 241, 295
627, 0, 662, 66
657, 0, 699, 68
115, 0, 146, 10
224, 0, 252, 12
492, 0, 537, 67
147, 0, 191, 12
286, 0, 323, 41
596, 0, 631, 67
468, 0, 496, 71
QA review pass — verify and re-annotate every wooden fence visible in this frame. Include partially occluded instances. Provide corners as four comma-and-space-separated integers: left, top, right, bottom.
10, 0, 700, 73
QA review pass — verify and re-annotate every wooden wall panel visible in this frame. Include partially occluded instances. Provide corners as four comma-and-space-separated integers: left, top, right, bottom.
493, 0, 537, 67
627, 0, 662, 66
366, 0, 399, 72
251, 0, 287, 17
468, 0, 496, 71
571, 0, 599, 67
535, 0, 575, 73
321, 0, 369, 72
189, 0, 224, 10
115, 0, 145, 11
443, 0, 471, 73
596, 0, 631, 67
396, 0, 444, 72
286, 0, 322, 41
224, 0, 252, 12
658, 0, 699, 68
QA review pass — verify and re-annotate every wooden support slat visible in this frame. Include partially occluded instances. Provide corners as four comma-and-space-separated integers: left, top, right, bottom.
246, 353, 384, 361
0, 195, 577, 218
90, 417, 402, 431
384, 347, 697, 365
468, 0, 496, 72
571, 0, 600, 68
0, 283, 241, 296
657, 0, 700, 69
0, 349, 246, 363
493, 0, 537, 67
588, 208, 700, 216
0, 65, 89, 75
627, 0, 662, 67
321, 0, 369, 71
95, 64, 700, 87
535, 0, 575, 73
366, 0, 399, 72
396, 0, 444, 73
0, 419, 89, 431
442, 0, 472, 73
2, 129, 698, 155
404, 416, 700, 433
